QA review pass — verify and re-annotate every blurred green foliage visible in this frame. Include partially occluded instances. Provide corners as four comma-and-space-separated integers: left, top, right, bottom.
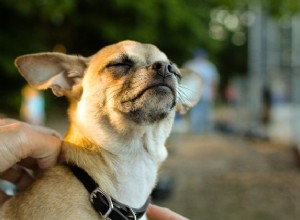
0, 0, 299, 114
262, 0, 300, 16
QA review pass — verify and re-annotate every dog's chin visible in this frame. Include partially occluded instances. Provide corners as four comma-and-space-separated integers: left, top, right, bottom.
119, 85, 176, 124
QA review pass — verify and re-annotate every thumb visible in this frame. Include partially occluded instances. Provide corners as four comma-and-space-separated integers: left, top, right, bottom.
36, 139, 61, 169
26, 124, 62, 169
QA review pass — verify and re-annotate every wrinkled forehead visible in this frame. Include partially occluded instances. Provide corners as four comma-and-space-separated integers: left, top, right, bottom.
93, 41, 169, 65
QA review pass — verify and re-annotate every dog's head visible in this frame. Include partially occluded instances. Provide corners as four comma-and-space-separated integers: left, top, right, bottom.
15, 40, 201, 140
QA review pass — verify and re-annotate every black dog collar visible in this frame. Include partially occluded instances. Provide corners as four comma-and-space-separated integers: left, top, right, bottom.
69, 165, 150, 220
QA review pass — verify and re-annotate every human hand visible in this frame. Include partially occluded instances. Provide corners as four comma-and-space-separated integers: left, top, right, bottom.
147, 204, 189, 220
0, 118, 62, 204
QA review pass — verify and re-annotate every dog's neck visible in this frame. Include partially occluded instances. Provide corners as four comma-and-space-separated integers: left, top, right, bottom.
62, 115, 171, 208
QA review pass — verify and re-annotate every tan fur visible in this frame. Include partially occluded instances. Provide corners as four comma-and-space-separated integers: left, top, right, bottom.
0, 40, 202, 219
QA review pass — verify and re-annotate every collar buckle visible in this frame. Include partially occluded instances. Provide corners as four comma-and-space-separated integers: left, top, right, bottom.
90, 187, 114, 218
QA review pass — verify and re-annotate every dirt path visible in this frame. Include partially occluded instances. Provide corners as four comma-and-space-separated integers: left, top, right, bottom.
156, 134, 300, 220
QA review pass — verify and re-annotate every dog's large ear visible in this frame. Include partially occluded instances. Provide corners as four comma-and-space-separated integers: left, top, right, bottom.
176, 68, 202, 114
15, 52, 88, 97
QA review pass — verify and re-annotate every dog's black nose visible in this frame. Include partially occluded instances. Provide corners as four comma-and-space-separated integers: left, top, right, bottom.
152, 61, 173, 78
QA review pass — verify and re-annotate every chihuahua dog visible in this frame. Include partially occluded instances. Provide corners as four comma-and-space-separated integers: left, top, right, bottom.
0, 40, 201, 219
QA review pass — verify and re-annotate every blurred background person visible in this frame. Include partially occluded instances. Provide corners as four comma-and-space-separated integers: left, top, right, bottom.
183, 49, 219, 134
20, 85, 45, 125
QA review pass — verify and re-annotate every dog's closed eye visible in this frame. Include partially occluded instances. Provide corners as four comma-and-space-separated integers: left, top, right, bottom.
105, 57, 134, 77
106, 56, 133, 70
107, 61, 133, 68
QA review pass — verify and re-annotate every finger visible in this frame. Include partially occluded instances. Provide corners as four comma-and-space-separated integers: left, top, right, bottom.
0, 118, 18, 126
30, 133, 61, 169
23, 124, 62, 169
0, 121, 62, 172
0, 166, 34, 191
29, 124, 63, 140
0, 190, 10, 205
147, 204, 189, 220
0, 121, 27, 172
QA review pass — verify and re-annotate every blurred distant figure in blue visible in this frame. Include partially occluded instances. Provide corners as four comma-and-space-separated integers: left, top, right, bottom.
183, 49, 219, 134
20, 85, 45, 125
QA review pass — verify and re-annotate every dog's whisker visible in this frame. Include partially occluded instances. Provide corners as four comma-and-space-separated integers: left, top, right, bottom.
177, 90, 193, 106
178, 85, 200, 98
178, 84, 198, 93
